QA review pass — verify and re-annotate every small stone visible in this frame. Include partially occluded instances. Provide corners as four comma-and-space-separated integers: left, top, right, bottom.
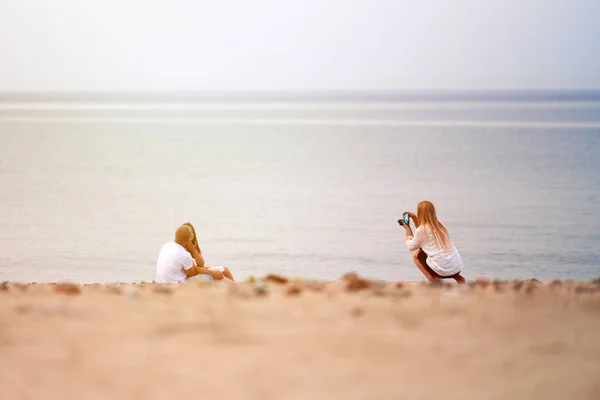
153, 286, 173, 295
395, 281, 405, 289
286, 284, 302, 296
514, 281, 524, 291
0, 281, 9, 292
527, 278, 541, 283
342, 273, 372, 292
351, 307, 364, 318
342, 272, 359, 281
12, 283, 28, 292
474, 278, 490, 288
253, 282, 268, 297
591, 277, 600, 285
345, 278, 371, 292
53, 283, 81, 295
429, 280, 443, 288
550, 279, 562, 287
264, 274, 289, 285
246, 275, 256, 284
524, 282, 536, 294
493, 280, 505, 292
575, 286, 588, 294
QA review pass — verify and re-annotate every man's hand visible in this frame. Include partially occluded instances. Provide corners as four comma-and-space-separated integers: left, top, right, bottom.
210, 270, 224, 280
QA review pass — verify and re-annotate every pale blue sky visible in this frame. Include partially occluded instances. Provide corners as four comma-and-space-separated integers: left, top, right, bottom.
1, 0, 599, 91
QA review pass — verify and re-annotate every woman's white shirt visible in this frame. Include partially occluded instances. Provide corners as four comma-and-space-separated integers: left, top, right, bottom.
405, 224, 463, 276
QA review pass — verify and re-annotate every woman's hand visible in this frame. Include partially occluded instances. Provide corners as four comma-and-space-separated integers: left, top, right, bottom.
184, 241, 195, 253
398, 219, 413, 235
210, 270, 224, 280
403, 211, 419, 227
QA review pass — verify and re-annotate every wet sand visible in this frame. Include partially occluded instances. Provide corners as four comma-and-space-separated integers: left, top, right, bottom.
1, 276, 599, 399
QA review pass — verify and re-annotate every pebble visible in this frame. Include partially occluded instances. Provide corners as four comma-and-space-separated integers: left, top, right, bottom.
474, 278, 490, 288
0, 281, 9, 292
253, 282, 268, 297
524, 282, 537, 294
12, 283, 28, 292
575, 286, 588, 294
345, 279, 371, 292
343, 273, 372, 292
53, 283, 81, 295
493, 280, 505, 292
286, 284, 302, 296
342, 272, 360, 281
513, 281, 525, 291
264, 274, 289, 285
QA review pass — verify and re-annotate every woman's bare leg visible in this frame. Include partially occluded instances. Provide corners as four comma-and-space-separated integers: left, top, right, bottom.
222, 266, 235, 282
453, 274, 466, 284
412, 249, 439, 282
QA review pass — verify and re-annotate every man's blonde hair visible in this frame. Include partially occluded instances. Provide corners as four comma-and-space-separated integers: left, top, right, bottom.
174, 225, 192, 245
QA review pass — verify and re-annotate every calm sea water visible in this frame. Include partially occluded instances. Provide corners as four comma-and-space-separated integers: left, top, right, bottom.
1, 94, 599, 283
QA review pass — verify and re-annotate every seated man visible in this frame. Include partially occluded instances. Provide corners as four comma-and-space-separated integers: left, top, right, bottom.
156, 224, 234, 283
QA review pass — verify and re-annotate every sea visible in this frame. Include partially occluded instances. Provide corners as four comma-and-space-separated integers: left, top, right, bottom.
1, 91, 599, 283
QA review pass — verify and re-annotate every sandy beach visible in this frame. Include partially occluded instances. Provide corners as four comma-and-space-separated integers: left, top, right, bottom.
1, 275, 599, 400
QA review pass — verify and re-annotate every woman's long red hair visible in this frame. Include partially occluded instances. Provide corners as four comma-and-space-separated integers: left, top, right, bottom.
417, 201, 451, 249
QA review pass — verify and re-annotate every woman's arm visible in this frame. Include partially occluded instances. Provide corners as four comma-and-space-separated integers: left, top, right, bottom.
404, 226, 425, 251
183, 242, 223, 279
184, 242, 205, 269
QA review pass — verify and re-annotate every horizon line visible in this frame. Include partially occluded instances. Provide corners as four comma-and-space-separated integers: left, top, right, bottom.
1, 89, 600, 103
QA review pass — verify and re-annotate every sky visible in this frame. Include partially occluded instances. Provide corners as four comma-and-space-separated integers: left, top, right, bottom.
0, 0, 599, 91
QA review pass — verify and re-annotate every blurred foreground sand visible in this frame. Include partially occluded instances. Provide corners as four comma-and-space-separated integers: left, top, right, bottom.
1, 277, 599, 400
